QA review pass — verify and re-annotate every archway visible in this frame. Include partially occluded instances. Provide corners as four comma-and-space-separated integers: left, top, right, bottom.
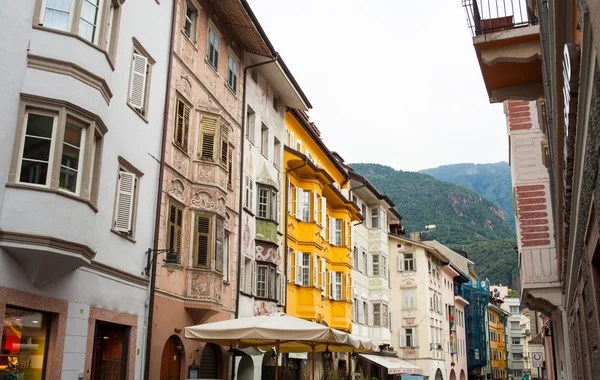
237, 355, 254, 380
435, 368, 443, 380
199, 343, 219, 378
460, 369, 467, 380
449, 369, 457, 380
160, 335, 183, 380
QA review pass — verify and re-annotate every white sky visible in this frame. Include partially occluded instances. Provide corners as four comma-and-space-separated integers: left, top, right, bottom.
247, 0, 509, 172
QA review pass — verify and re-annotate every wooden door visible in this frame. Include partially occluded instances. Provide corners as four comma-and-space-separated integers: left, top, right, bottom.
160, 336, 181, 380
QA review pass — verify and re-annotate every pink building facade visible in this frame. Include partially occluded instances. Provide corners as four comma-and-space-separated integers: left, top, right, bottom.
443, 264, 469, 380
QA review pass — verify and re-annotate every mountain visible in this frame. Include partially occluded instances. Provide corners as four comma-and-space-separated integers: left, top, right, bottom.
351, 163, 517, 286
420, 162, 515, 229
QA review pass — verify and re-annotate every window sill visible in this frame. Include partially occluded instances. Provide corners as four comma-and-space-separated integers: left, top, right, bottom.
181, 32, 198, 51
127, 103, 149, 123
243, 207, 254, 216
6, 182, 98, 212
32, 25, 115, 71
173, 142, 190, 157
110, 228, 136, 243
254, 295, 278, 302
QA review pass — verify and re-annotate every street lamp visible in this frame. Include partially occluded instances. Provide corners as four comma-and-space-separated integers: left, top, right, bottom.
144, 248, 179, 276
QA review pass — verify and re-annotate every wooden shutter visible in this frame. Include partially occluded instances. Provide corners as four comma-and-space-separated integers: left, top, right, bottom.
287, 249, 292, 282
328, 270, 333, 299
220, 122, 229, 165
294, 252, 302, 285
320, 258, 326, 296
313, 191, 318, 223
215, 218, 224, 272
175, 99, 190, 151
113, 171, 136, 233
320, 197, 327, 238
252, 261, 257, 295
346, 273, 351, 301
295, 189, 303, 219
313, 254, 318, 288
167, 203, 183, 262
129, 53, 147, 110
367, 254, 373, 276
227, 147, 234, 188
200, 115, 217, 161
195, 215, 210, 268
398, 253, 404, 272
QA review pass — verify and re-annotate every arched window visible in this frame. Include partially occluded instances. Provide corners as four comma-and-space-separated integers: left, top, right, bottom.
199, 343, 219, 378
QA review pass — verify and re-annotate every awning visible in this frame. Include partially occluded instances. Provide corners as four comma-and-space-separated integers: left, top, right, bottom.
359, 353, 423, 374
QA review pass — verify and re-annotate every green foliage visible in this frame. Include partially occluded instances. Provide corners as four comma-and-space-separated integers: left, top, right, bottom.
420, 162, 515, 229
351, 163, 518, 287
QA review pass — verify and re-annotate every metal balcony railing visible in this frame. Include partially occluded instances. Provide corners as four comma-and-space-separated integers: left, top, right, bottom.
462, 0, 539, 36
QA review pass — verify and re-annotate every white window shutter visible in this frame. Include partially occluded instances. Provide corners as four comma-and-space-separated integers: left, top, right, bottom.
358, 301, 364, 324
129, 53, 148, 109
345, 220, 350, 247
286, 249, 292, 281
295, 252, 302, 285
400, 330, 406, 348
287, 178, 292, 215
329, 217, 334, 244
313, 191, 318, 223
281, 275, 286, 305
367, 254, 373, 276
414, 329, 419, 347
114, 172, 136, 233
240, 258, 246, 292
328, 271, 333, 299
367, 303, 374, 326
398, 253, 404, 272
252, 261, 257, 295
346, 273, 350, 300
313, 254, 318, 288
320, 258, 326, 295
295, 189, 303, 219
320, 197, 327, 238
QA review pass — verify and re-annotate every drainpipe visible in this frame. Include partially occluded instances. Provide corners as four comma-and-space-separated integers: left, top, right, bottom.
144, 0, 178, 379
282, 158, 308, 313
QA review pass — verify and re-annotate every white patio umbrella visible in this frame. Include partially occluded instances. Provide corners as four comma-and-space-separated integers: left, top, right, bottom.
184, 313, 377, 380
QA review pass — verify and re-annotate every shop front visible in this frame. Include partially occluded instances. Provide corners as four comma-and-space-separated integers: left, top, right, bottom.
358, 353, 425, 380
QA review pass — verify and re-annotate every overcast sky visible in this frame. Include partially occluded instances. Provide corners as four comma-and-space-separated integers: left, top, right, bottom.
247, 0, 509, 172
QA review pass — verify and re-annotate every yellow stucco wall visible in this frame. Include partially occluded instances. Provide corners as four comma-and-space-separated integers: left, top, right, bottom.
488, 307, 507, 380
284, 111, 359, 332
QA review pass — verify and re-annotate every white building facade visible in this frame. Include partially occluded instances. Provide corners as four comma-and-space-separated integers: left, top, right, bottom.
0, 0, 172, 378
389, 234, 450, 380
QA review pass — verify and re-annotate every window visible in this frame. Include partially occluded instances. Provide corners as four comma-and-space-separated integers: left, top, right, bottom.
223, 233, 229, 282
333, 271, 342, 300
260, 123, 269, 157
37, 0, 121, 52
273, 96, 280, 111
183, 1, 198, 42
334, 219, 342, 246
257, 186, 278, 222
167, 202, 183, 263
220, 123, 229, 167
245, 106, 255, 143
112, 157, 142, 238
513, 353, 523, 361
2, 307, 51, 379
296, 189, 310, 222
207, 27, 220, 69
403, 289, 416, 309
372, 254, 380, 276
227, 55, 238, 94
193, 215, 210, 268
401, 328, 415, 347
273, 137, 281, 168
373, 303, 381, 326
512, 338, 521, 345
257, 265, 267, 298
301, 253, 310, 287
511, 321, 520, 330
370, 207, 379, 228
12, 98, 105, 204
92, 322, 129, 379
362, 250, 368, 273
174, 98, 190, 152
404, 253, 415, 271
197, 114, 227, 163
510, 306, 520, 314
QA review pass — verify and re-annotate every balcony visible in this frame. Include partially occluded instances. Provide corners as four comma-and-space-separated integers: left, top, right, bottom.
463, 0, 542, 103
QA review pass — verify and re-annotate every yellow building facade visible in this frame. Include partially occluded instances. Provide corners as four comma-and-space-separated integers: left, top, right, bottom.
488, 304, 508, 380
283, 109, 360, 332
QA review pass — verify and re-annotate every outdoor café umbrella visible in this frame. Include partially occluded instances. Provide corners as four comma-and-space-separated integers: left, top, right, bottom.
184, 313, 374, 380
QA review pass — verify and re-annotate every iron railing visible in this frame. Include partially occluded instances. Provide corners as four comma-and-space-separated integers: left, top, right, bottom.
462, 0, 539, 36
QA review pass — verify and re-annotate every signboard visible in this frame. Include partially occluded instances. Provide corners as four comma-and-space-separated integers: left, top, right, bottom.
532, 352, 544, 368
288, 352, 308, 360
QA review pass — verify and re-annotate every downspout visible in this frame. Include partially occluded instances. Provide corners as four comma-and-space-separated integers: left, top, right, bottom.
144, 0, 177, 379
282, 158, 308, 313
234, 54, 280, 320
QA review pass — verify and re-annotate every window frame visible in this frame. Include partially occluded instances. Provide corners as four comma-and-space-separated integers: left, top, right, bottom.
404, 253, 415, 271
206, 24, 220, 70
183, 0, 198, 43
10, 95, 106, 209
226, 53, 239, 94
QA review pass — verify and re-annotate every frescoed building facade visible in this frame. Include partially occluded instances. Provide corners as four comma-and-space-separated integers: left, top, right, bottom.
0, 0, 173, 378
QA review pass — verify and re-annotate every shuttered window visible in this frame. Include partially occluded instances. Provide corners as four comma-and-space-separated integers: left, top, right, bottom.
220, 123, 229, 166
199, 115, 217, 161
113, 171, 136, 234
207, 28, 219, 69
174, 99, 190, 152
227, 55, 238, 93
167, 203, 183, 263
215, 218, 224, 272
128, 47, 153, 116
244, 176, 254, 211
227, 146, 234, 188
194, 215, 210, 268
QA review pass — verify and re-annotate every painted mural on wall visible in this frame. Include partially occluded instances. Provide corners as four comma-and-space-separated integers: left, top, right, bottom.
255, 241, 279, 265
253, 300, 282, 316
256, 219, 278, 244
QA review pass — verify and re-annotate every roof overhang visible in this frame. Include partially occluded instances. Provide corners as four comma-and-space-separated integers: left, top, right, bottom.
389, 234, 450, 265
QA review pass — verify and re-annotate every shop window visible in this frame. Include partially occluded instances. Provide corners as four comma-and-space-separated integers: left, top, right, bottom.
91, 322, 129, 380
1, 307, 50, 380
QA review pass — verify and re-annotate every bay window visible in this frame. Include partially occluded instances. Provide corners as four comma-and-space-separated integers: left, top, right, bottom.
11, 96, 106, 206
372, 254, 380, 276
257, 185, 278, 222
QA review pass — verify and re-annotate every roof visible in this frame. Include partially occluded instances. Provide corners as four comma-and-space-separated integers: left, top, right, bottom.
388, 234, 450, 265
348, 169, 403, 221
421, 240, 474, 275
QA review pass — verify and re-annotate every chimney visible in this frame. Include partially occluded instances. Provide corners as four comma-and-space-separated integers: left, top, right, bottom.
410, 232, 421, 241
